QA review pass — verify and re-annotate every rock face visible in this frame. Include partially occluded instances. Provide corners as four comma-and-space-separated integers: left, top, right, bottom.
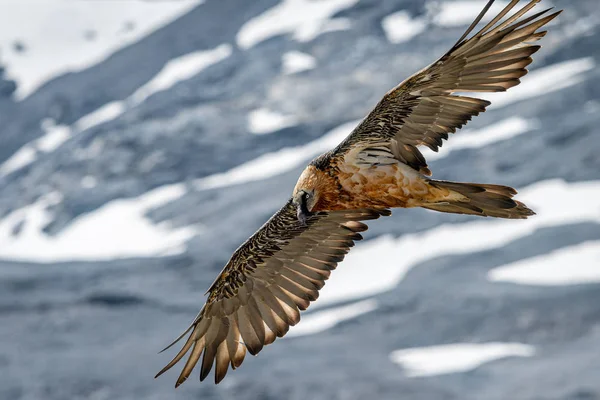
0, 66, 16, 99
0, 0, 599, 399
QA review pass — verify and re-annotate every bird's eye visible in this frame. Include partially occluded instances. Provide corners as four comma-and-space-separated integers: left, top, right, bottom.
303, 192, 310, 200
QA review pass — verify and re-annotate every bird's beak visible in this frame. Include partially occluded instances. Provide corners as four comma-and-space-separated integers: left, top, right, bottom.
296, 195, 310, 225
297, 202, 309, 225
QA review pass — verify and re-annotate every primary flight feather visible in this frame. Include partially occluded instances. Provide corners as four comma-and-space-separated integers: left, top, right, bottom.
156, 0, 561, 386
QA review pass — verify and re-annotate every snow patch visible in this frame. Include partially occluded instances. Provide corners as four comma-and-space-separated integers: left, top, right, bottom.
0, 184, 197, 262
130, 44, 232, 105
74, 101, 126, 132
0, 100, 128, 177
431, 1, 510, 27
287, 299, 378, 338
74, 44, 231, 129
489, 241, 600, 286
282, 51, 317, 75
382, 10, 427, 44
248, 108, 298, 135
390, 342, 535, 377
0, 119, 72, 177
37, 119, 71, 152
236, 0, 359, 49
315, 179, 600, 307
195, 119, 360, 190
315, 17, 352, 36
0, 0, 203, 99
0, 43, 231, 176
0, 145, 37, 177
71, 44, 230, 133
422, 117, 536, 161
559, 14, 599, 41
484, 58, 595, 109
81, 175, 98, 189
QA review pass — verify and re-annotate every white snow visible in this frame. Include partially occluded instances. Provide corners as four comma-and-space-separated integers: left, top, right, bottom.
422, 117, 535, 161
0, 145, 37, 177
81, 175, 98, 189
236, 0, 359, 49
61, 44, 230, 131
314, 179, 600, 307
314, 17, 353, 36
72, 44, 232, 128
483, 58, 595, 109
282, 51, 317, 75
195, 119, 360, 190
390, 342, 535, 377
36, 120, 71, 153
74, 101, 126, 132
0, 119, 72, 177
69, 44, 232, 129
431, 1, 510, 27
0, 102, 123, 177
489, 241, 600, 286
0, 0, 203, 99
287, 299, 378, 338
559, 14, 599, 41
247, 108, 298, 135
0, 42, 232, 177
130, 44, 232, 105
382, 10, 427, 44
0, 183, 197, 262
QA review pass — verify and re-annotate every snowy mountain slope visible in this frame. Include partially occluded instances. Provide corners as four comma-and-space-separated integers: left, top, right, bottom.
0, 0, 204, 100
0, 0, 599, 399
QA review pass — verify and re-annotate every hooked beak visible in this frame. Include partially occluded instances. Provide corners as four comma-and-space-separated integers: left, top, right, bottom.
297, 201, 310, 225
295, 191, 311, 225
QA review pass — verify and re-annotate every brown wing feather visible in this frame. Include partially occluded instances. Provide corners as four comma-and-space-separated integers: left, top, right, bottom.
155, 200, 390, 385
333, 0, 561, 175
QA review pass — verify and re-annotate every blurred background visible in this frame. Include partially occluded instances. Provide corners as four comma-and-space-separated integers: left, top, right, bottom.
0, 0, 598, 399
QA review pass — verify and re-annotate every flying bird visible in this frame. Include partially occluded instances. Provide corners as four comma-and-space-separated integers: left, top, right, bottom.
157, 0, 561, 386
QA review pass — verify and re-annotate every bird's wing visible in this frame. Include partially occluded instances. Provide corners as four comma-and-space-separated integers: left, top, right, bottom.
156, 200, 390, 386
332, 0, 561, 175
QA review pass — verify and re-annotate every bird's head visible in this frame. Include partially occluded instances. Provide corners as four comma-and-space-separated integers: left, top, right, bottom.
292, 166, 322, 225
292, 189, 316, 225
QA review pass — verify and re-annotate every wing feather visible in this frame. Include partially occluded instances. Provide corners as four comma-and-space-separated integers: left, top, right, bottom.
333, 0, 561, 175
175, 336, 204, 387
254, 300, 279, 343
237, 306, 263, 355
156, 200, 389, 385
214, 341, 230, 383
225, 321, 242, 366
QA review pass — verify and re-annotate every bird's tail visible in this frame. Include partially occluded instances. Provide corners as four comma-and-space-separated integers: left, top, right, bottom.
421, 180, 535, 219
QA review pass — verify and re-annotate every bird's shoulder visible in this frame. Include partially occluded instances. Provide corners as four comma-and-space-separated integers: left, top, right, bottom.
308, 151, 335, 171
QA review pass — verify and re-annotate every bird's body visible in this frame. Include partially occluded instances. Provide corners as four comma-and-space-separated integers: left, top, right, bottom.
156, 0, 561, 386
296, 132, 532, 217
297, 153, 446, 211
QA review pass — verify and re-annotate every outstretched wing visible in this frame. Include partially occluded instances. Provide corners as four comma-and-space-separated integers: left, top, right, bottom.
333, 0, 561, 175
156, 200, 390, 386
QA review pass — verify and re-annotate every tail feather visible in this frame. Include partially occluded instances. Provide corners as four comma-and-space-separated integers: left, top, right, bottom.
423, 180, 535, 219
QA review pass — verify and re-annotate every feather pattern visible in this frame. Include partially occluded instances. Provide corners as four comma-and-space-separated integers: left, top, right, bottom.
156, 200, 389, 385
331, 0, 561, 175
157, 0, 560, 387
